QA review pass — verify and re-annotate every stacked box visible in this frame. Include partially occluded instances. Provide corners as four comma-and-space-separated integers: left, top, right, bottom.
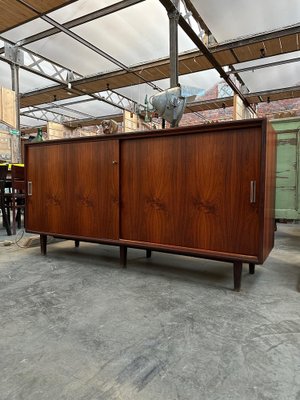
0, 130, 11, 162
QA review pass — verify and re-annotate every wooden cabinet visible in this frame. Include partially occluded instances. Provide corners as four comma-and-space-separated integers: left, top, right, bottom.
25, 119, 276, 291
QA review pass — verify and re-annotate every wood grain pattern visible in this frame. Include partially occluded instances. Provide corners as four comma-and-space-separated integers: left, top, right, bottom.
120, 128, 261, 255
261, 120, 277, 262
26, 140, 119, 239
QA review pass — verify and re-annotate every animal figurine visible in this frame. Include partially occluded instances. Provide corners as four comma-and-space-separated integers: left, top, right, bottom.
101, 119, 119, 134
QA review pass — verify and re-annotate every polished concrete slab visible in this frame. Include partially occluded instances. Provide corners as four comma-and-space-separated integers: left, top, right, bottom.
0, 224, 299, 400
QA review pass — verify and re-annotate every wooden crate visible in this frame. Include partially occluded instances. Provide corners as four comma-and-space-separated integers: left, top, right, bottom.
0, 87, 16, 128
0, 130, 11, 161
47, 122, 96, 139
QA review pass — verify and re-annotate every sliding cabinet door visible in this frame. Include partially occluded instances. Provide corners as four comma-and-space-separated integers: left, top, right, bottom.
26, 139, 119, 240
121, 128, 261, 256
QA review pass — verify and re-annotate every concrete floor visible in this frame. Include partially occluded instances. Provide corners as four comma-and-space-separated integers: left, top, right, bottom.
0, 224, 299, 400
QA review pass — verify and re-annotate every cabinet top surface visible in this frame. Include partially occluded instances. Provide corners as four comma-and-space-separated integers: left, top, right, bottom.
25, 118, 269, 147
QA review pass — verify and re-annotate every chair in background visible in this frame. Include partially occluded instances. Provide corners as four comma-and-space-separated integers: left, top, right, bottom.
10, 165, 25, 235
0, 165, 11, 235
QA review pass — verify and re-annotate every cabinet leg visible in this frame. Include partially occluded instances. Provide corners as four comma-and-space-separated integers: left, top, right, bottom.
120, 246, 127, 268
1, 206, 11, 236
249, 263, 255, 274
233, 261, 242, 292
146, 249, 152, 258
75, 240, 80, 248
40, 234, 47, 256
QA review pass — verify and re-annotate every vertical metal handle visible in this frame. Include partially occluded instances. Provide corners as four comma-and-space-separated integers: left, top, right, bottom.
28, 181, 32, 196
250, 180, 256, 203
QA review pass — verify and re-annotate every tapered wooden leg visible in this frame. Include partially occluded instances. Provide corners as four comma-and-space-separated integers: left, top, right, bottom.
7, 207, 11, 225
75, 240, 80, 248
12, 199, 16, 235
120, 246, 127, 268
249, 263, 255, 274
1, 205, 11, 235
40, 234, 47, 255
146, 249, 152, 258
233, 261, 242, 292
16, 209, 21, 229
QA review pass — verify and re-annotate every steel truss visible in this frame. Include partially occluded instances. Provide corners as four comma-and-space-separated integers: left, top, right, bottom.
0, 36, 147, 121
6, 0, 289, 125
21, 106, 78, 124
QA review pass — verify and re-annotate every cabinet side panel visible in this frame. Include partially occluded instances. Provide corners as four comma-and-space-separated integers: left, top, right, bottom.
120, 128, 261, 256
262, 120, 276, 261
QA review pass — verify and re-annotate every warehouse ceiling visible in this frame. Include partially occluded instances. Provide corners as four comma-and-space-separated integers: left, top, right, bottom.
0, 0, 299, 129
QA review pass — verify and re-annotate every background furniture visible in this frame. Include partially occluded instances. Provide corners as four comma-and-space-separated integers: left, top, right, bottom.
10, 165, 25, 234
0, 164, 11, 235
25, 119, 276, 291
271, 117, 300, 221
0, 164, 25, 235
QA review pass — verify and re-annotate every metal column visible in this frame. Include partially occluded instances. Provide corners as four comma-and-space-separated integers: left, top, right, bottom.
168, 0, 180, 88
11, 62, 21, 163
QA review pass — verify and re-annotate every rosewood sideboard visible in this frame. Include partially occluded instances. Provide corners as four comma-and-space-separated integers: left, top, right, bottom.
25, 119, 276, 291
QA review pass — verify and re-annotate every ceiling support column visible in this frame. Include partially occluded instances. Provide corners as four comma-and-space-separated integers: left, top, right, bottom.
168, 0, 180, 88
11, 64, 20, 131
10, 51, 21, 162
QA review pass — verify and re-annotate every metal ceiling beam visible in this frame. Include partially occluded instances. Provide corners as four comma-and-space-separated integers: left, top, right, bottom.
15, 0, 145, 47
179, 1, 250, 105
97, 88, 143, 113
31, 91, 144, 114
246, 84, 300, 100
159, 0, 254, 111
180, 1, 204, 40
183, 84, 300, 113
178, 15, 252, 110
169, 0, 180, 87
21, 113, 124, 133
177, 1, 249, 95
176, 5, 300, 51
16, 0, 161, 92
0, 0, 145, 54
182, 0, 211, 36
0, 37, 144, 114
1, 36, 82, 83
2, 3, 299, 74
21, 101, 99, 124
18, 21, 300, 107
21, 83, 300, 129
1, 37, 136, 113
227, 56, 300, 75
69, 84, 148, 113
187, 96, 234, 112
21, 107, 77, 124
213, 22, 300, 52
16, 1, 131, 71
0, 0, 79, 35
41, 103, 95, 119
66, 87, 129, 112
45, 97, 95, 107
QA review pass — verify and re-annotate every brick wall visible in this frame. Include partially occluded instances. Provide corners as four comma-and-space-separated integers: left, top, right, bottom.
180, 97, 300, 126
